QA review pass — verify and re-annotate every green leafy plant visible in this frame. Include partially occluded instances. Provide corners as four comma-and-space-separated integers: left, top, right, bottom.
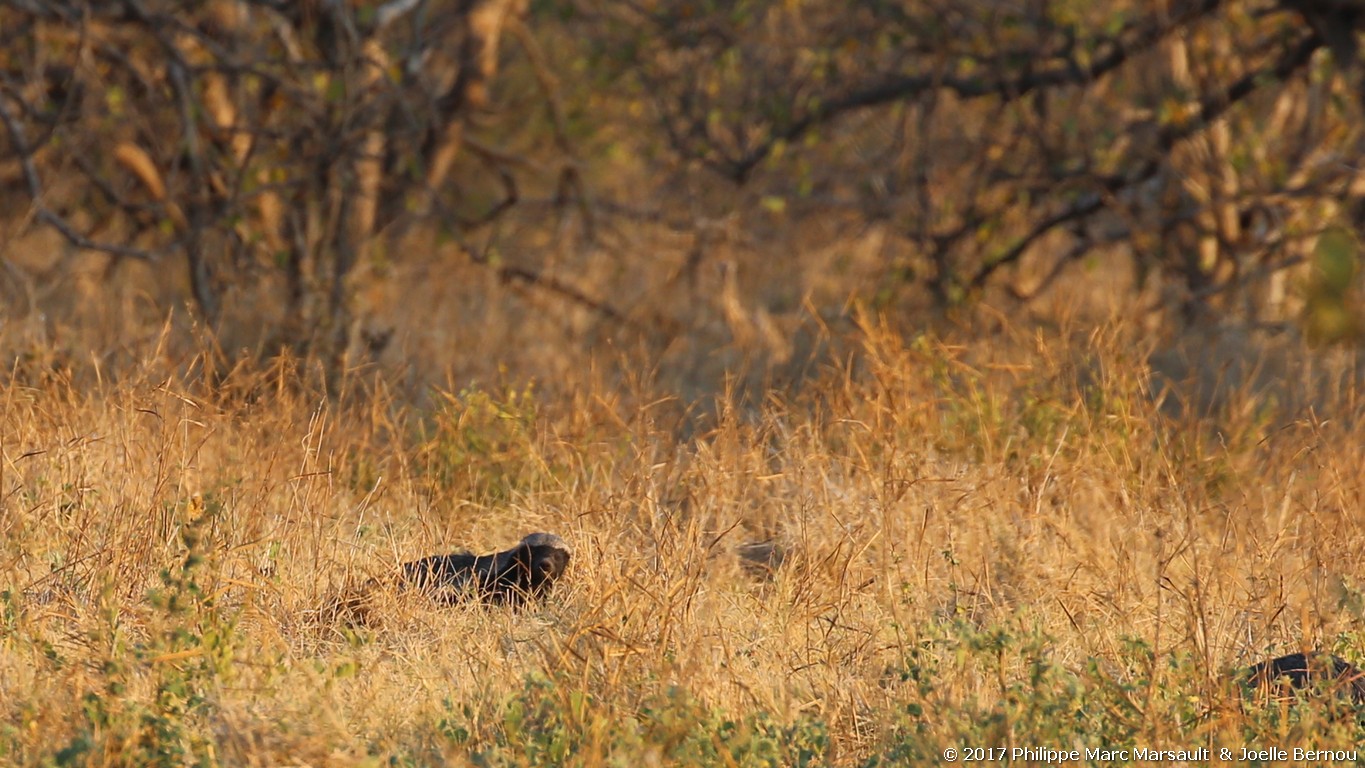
53, 499, 239, 767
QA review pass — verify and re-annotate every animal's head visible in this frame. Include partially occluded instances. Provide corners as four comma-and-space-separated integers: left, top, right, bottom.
517, 532, 572, 591
491, 532, 573, 605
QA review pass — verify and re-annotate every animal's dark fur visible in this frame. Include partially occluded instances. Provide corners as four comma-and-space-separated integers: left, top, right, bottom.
1243, 652, 1365, 705
400, 532, 571, 606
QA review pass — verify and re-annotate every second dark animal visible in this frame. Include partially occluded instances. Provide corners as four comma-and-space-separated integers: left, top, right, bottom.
1243, 652, 1365, 705
400, 532, 571, 606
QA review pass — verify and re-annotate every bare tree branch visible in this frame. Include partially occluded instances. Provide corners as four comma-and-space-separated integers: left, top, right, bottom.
719, 0, 1227, 181
0, 93, 158, 262
965, 29, 1323, 292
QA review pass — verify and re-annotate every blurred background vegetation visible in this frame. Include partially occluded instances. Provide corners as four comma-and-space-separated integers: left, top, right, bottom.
1, 0, 1363, 411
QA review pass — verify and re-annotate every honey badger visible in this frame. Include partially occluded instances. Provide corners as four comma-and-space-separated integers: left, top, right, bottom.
1242, 652, 1365, 705
400, 532, 572, 606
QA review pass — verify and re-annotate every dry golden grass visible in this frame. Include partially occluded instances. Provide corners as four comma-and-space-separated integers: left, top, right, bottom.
3, 306, 1365, 766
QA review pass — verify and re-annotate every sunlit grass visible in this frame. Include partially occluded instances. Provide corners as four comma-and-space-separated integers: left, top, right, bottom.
2, 312, 1364, 766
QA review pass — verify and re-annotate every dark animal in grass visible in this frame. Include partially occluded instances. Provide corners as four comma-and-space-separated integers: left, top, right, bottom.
400, 532, 572, 607
735, 539, 785, 578
1242, 652, 1365, 705
318, 532, 571, 628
